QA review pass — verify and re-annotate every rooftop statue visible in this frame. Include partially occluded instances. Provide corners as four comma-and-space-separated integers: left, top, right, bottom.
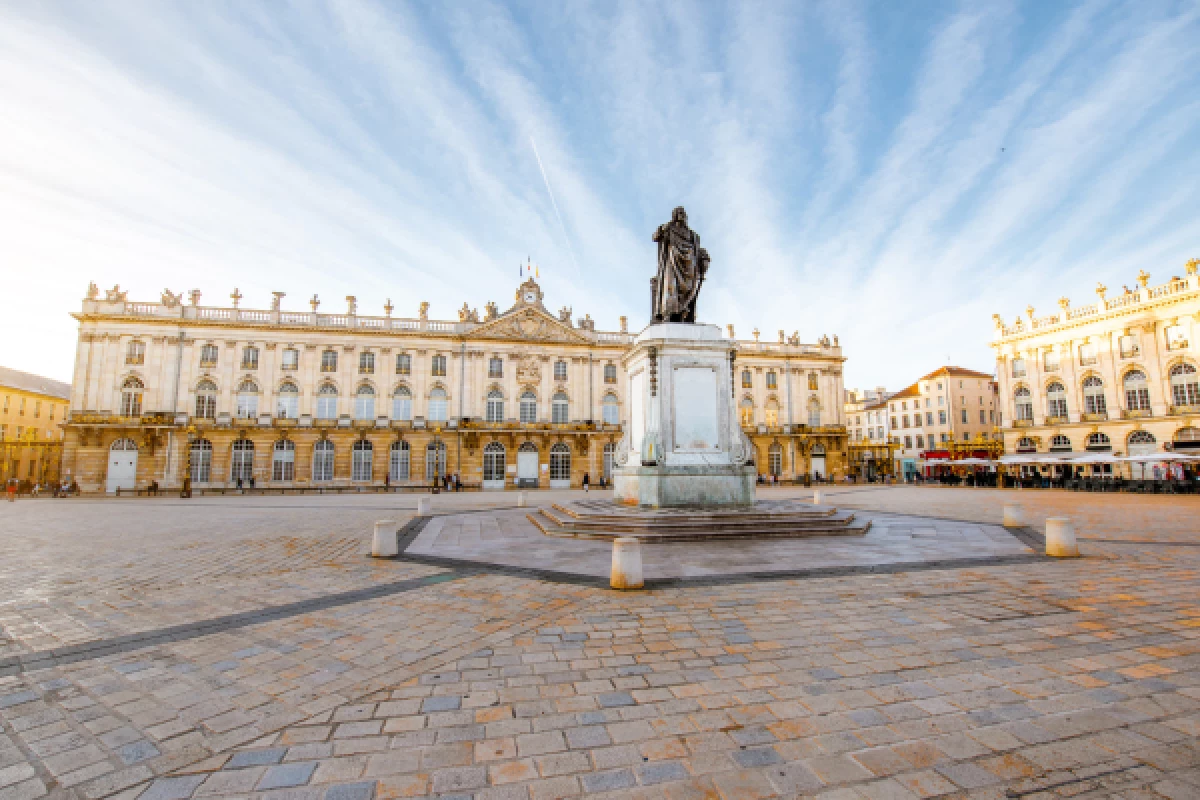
651, 206, 710, 323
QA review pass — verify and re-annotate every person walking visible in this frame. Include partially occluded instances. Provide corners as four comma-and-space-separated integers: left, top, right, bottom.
6, 478, 17, 502
582, 472, 590, 492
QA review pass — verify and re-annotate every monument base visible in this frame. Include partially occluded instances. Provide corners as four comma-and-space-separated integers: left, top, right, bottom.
613, 464, 755, 508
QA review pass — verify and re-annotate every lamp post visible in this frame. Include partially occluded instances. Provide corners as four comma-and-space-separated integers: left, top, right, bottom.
180, 424, 196, 498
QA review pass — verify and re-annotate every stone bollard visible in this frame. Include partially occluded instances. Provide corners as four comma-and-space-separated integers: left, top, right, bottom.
517, 491, 528, 508
1002, 504, 1024, 528
417, 496, 431, 517
610, 537, 644, 590
812, 490, 822, 505
1045, 517, 1080, 558
371, 519, 398, 558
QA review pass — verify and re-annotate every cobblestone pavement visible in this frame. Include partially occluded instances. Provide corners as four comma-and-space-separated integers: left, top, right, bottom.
0, 490, 1197, 799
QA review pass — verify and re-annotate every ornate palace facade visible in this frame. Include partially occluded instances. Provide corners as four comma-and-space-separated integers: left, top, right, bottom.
63, 279, 847, 492
991, 260, 1200, 459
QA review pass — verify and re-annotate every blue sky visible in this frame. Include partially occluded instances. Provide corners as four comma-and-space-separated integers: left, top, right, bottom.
1, 1, 1198, 389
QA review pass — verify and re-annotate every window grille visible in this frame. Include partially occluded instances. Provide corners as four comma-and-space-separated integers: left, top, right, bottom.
312, 440, 334, 482
352, 440, 373, 481
272, 440, 295, 481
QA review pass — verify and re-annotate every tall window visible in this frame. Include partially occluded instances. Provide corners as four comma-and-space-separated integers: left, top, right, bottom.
272, 440, 295, 481
1014, 387, 1033, 421
200, 344, 219, 367
1170, 363, 1199, 406
603, 442, 615, 482
316, 384, 338, 419
1123, 371, 1150, 411
1011, 357, 1026, 378
428, 388, 448, 422
241, 346, 259, 370
276, 382, 299, 418
426, 440, 446, 480
1079, 343, 1097, 366
807, 373, 819, 391
352, 440, 373, 481
1165, 325, 1188, 351
603, 364, 617, 384
549, 443, 571, 483
120, 377, 144, 417
1043, 351, 1059, 372
320, 350, 338, 373
389, 441, 410, 481
395, 353, 411, 375
126, 341, 145, 365
766, 371, 777, 390
551, 392, 569, 423
392, 386, 412, 420
767, 443, 782, 476
312, 440, 334, 481
739, 398, 754, 426
808, 406, 820, 427
190, 439, 212, 482
431, 355, 447, 377
742, 370, 753, 389
520, 391, 537, 423
235, 380, 259, 418
483, 441, 505, 483
1082, 376, 1106, 415
554, 360, 567, 381
281, 348, 299, 370
938, 410, 947, 424
195, 380, 217, 419
765, 399, 780, 426
230, 439, 254, 482
602, 394, 619, 425
354, 385, 376, 419
489, 357, 504, 378
359, 352, 375, 374
486, 390, 504, 422
1118, 335, 1140, 358
960, 409, 967, 424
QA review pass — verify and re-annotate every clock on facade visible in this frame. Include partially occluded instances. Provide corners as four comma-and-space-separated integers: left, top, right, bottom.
524, 291, 537, 304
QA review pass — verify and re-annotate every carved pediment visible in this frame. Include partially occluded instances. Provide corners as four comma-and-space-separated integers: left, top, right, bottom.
467, 307, 590, 344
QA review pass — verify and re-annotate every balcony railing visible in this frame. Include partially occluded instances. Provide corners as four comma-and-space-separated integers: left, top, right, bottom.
1170, 404, 1200, 415
1081, 411, 1108, 422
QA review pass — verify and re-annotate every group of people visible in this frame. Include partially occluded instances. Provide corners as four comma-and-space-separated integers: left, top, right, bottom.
5, 477, 79, 500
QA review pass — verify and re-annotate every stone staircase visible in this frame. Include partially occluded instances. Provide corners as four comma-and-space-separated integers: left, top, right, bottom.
528, 499, 870, 542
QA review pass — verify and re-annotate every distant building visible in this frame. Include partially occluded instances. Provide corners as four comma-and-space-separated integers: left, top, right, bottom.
887, 366, 1000, 480
0, 366, 71, 486
844, 387, 896, 480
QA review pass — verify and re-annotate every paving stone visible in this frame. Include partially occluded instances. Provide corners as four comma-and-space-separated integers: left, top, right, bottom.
137, 775, 206, 800
257, 762, 318, 790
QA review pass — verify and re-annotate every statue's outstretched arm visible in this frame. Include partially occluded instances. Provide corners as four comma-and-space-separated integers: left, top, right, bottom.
652, 224, 664, 242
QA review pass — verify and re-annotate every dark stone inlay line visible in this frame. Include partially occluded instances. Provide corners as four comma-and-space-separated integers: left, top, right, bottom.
0, 570, 466, 675
393, 517, 1052, 590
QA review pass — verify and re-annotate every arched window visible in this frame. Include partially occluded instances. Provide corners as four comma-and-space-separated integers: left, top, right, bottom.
1016, 437, 1036, 453
389, 441, 410, 481
552, 392, 569, 424
739, 397, 754, 426
603, 364, 617, 384
549, 442, 571, 485
126, 341, 145, 365
230, 438, 254, 482
486, 390, 505, 423
602, 394, 619, 426
768, 443, 782, 476
807, 373, 819, 391
554, 361, 568, 381
235, 380, 259, 419
1086, 432, 1112, 451
190, 438, 212, 482
1170, 363, 1199, 406
316, 384, 338, 419
276, 382, 299, 419
312, 440, 334, 482
320, 350, 338, 373
1049, 434, 1072, 452
392, 386, 412, 421
120, 377, 143, 417
483, 441, 506, 483
1123, 370, 1149, 411
354, 385, 376, 420
765, 399, 780, 427
1046, 382, 1067, 418
352, 440, 373, 481
603, 442, 616, 482
241, 346, 259, 370
426, 440, 446, 480
359, 352, 375, 375
741, 370, 753, 389
428, 388, 448, 422
272, 439, 295, 481
1082, 376, 1106, 415
1014, 387, 1033, 421
488, 357, 504, 379
195, 380, 217, 419
766, 371, 777, 390
519, 391, 537, 424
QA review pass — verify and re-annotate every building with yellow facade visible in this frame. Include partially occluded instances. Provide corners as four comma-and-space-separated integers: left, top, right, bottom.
1, 366, 71, 487
887, 367, 1001, 480
992, 261, 1200, 462
62, 280, 848, 493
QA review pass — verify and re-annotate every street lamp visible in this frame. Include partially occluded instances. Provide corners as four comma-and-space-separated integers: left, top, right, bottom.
180, 424, 196, 498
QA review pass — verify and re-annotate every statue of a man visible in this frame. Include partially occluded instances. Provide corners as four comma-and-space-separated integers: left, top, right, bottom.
651, 206, 710, 323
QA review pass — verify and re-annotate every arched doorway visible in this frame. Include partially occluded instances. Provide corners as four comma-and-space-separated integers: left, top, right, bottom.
106, 438, 138, 493
767, 443, 783, 478
603, 442, 616, 484
810, 444, 826, 481
231, 439, 254, 484
389, 441, 410, 482
549, 443, 571, 488
483, 442, 506, 490
517, 441, 538, 488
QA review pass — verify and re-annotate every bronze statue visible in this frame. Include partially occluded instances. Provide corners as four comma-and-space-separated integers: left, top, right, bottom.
651, 206, 710, 323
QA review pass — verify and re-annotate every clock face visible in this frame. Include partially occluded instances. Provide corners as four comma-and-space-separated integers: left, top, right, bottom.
524, 291, 537, 304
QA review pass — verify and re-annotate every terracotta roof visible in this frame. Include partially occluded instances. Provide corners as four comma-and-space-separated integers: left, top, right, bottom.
918, 365, 995, 381
0, 366, 71, 400
888, 383, 920, 399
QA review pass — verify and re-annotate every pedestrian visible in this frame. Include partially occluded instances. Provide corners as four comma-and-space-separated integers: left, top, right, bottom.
237, 476, 243, 491
384, 472, 390, 490
582, 472, 590, 492
6, 478, 17, 502
249, 476, 255, 489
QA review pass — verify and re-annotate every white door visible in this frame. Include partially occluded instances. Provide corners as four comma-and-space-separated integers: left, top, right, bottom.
482, 443, 506, 490
106, 439, 138, 493
517, 446, 538, 488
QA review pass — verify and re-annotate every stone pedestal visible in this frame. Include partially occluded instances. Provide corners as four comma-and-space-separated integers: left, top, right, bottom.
1045, 517, 1080, 557
612, 323, 755, 508
371, 520, 398, 557
610, 537, 644, 589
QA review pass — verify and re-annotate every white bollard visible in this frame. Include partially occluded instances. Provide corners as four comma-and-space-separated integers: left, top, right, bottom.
812, 490, 823, 505
1045, 517, 1080, 558
371, 519, 398, 557
417, 496, 432, 517
610, 537, 644, 590
1003, 504, 1024, 528
517, 491, 528, 508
